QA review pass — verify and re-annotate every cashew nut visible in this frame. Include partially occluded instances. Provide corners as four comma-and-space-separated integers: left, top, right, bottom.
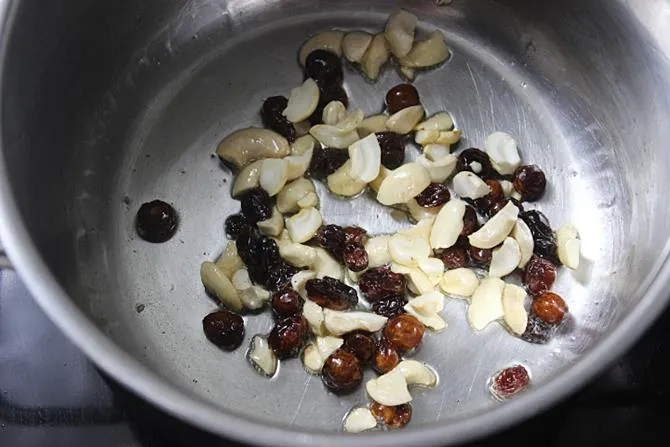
323, 309, 388, 336
376, 162, 431, 205
200, 261, 243, 312
386, 105, 425, 134
299, 31, 345, 66
360, 33, 390, 80
247, 335, 278, 377
327, 160, 367, 197
357, 114, 388, 138
232, 159, 262, 197
257, 206, 284, 237
385, 10, 417, 58
276, 177, 316, 214
398, 31, 450, 68
215, 242, 244, 279
342, 31, 373, 63
216, 128, 290, 169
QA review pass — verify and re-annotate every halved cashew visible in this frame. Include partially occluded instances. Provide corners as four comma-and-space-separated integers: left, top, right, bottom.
215, 242, 244, 279
468, 201, 519, 249
277, 177, 316, 214
392, 360, 438, 387
389, 233, 431, 267
298, 30, 345, 66
398, 31, 450, 68
290, 134, 316, 156
232, 160, 263, 197
342, 31, 373, 63
336, 109, 365, 132
400, 217, 435, 246
404, 291, 445, 330
360, 33, 391, 80
259, 158, 289, 197
440, 268, 479, 297
416, 147, 457, 183
349, 133, 381, 182
489, 237, 521, 278
415, 129, 462, 146
417, 257, 444, 286
277, 239, 317, 268
232, 269, 270, 310
399, 66, 415, 80
285, 147, 313, 181
247, 335, 278, 377
500, 180, 514, 197
467, 277, 505, 331
343, 407, 377, 433
358, 114, 389, 138
313, 247, 344, 280
406, 198, 440, 222
200, 261, 243, 312
415, 112, 454, 131
303, 299, 327, 335
557, 223, 581, 269
327, 160, 367, 197
386, 105, 425, 134
377, 162, 431, 205
291, 270, 316, 299
369, 165, 391, 193
322, 101, 347, 125
430, 198, 465, 249
511, 219, 534, 268
297, 191, 319, 208
453, 171, 490, 200
502, 283, 528, 336
285, 207, 322, 243
365, 235, 392, 268
302, 335, 344, 374
485, 131, 521, 176
366, 369, 412, 406
310, 124, 360, 149
217, 128, 290, 169
385, 10, 417, 58
434, 130, 462, 145
323, 309, 388, 336
392, 263, 435, 295
283, 78, 320, 123
257, 206, 284, 237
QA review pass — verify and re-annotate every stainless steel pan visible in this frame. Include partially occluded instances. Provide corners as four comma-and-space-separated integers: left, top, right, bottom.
2, 0, 670, 445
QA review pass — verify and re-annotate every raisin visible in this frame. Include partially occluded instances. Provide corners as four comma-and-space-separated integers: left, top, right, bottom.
436, 246, 469, 269
309, 83, 348, 125
305, 277, 358, 310
343, 244, 369, 272
271, 288, 304, 318
321, 349, 363, 393
314, 224, 346, 258
532, 292, 568, 324
513, 165, 547, 202
343, 331, 376, 362
268, 315, 308, 359
385, 83, 420, 114
308, 146, 349, 178
359, 267, 407, 302
373, 338, 401, 374
473, 180, 504, 215
383, 314, 425, 351
236, 228, 284, 288
266, 262, 299, 292
523, 256, 557, 296
415, 183, 451, 208
224, 213, 250, 240
135, 200, 178, 243
376, 131, 406, 169
371, 402, 412, 429
489, 364, 530, 400
371, 295, 407, 318
202, 310, 244, 351
488, 197, 524, 218
343, 226, 368, 246
240, 188, 272, 224
520, 210, 558, 263
461, 206, 479, 237
470, 246, 492, 266
304, 49, 343, 86
456, 148, 494, 179
521, 314, 555, 344
260, 96, 296, 143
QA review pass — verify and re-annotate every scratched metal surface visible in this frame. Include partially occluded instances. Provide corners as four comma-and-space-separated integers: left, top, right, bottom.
2, 0, 670, 445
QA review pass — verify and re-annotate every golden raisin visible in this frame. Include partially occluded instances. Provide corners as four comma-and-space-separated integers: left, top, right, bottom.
371, 402, 412, 429
383, 314, 425, 351
532, 292, 568, 324
372, 338, 400, 374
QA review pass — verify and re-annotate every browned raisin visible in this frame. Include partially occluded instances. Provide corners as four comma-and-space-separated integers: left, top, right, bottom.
305, 276, 358, 310
376, 131, 405, 169
343, 226, 368, 246
385, 83, 420, 114
470, 246, 493, 266
523, 256, 557, 296
136, 200, 179, 243
304, 50, 343, 86
359, 267, 407, 302
521, 313, 555, 344
342, 244, 369, 272
314, 224, 346, 258
520, 210, 558, 264
373, 338, 401, 374
488, 197, 524, 217
224, 213, 250, 240
202, 310, 245, 351
260, 96, 296, 143
474, 180, 504, 215
309, 83, 348, 125
489, 364, 530, 400
436, 246, 469, 269
456, 148, 494, 179
271, 288, 304, 318
321, 349, 363, 393
383, 314, 425, 351
513, 165, 547, 202
371, 295, 407, 318
461, 206, 479, 237
343, 331, 376, 362
415, 183, 451, 208
240, 188, 272, 224
308, 147, 349, 178
267, 315, 308, 359
370, 402, 413, 429
532, 292, 568, 324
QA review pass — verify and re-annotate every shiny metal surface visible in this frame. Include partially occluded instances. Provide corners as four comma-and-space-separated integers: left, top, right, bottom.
2, 0, 670, 445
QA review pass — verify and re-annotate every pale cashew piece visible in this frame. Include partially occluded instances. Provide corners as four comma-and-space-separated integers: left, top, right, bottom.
302, 335, 344, 374
327, 160, 367, 197
400, 217, 435, 246
323, 309, 388, 336
417, 257, 445, 286
276, 177, 316, 214
360, 33, 391, 80
358, 114, 389, 138
215, 242, 244, 279
366, 369, 412, 406
467, 277, 505, 331
285, 207, 323, 243
500, 180, 515, 197
430, 198, 466, 249
440, 268, 480, 297
232, 159, 262, 197
365, 235, 392, 268
468, 201, 519, 249
453, 171, 491, 200
386, 105, 425, 134
285, 147, 314, 181
342, 31, 373, 63
385, 10, 417, 58
485, 131, 521, 175
511, 219, 534, 268
349, 133, 382, 183
283, 78, 320, 123
406, 198, 440, 222
291, 270, 316, 299
277, 239, 317, 268
232, 269, 270, 310
399, 65, 415, 80
415, 130, 440, 145
376, 162, 431, 205
389, 233, 431, 267
404, 291, 446, 330
303, 299, 327, 336
200, 261, 243, 312
322, 101, 347, 125
257, 206, 285, 238
343, 407, 377, 433
216, 128, 290, 169
416, 149, 457, 183
297, 191, 319, 209
391, 263, 436, 295
313, 247, 344, 280
309, 124, 360, 149
369, 165, 391, 193
489, 237, 522, 278
392, 359, 438, 387
336, 109, 365, 132
399, 31, 450, 68
247, 335, 278, 377
298, 31, 345, 66
435, 130, 462, 145
557, 223, 581, 269
290, 134, 316, 156
502, 283, 528, 336
258, 158, 289, 197
415, 112, 454, 131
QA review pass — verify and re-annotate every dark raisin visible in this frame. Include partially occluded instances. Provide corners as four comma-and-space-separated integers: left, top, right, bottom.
376, 132, 406, 169
224, 213, 250, 240
371, 295, 407, 318
470, 246, 493, 266
240, 188, 272, 224
521, 314, 556, 344
202, 310, 244, 351
523, 256, 557, 296
359, 267, 407, 302
236, 229, 283, 288
489, 365, 530, 400
271, 288, 304, 317
373, 338, 401, 374
267, 315, 308, 359
488, 197, 524, 218
520, 210, 558, 263
473, 180, 503, 215
436, 246, 469, 269
343, 331, 376, 362
260, 96, 296, 143
383, 314, 425, 351
385, 83, 420, 114
305, 277, 358, 310
308, 147, 349, 178
371, 402, 412, 429
456, 148, 494, 179
322, 349, 363, 393
415, 183, 451, 208
343, 244, 369, 272
314, 224, 346, 258
135, 200, 178, 243
513, 165, 547, 202
461, 206, 479, 237
532, 292, 568, 324
265, 262, 299, 292
343, 226, 368, 246
309, 83, 348, 125
304, 49, 343, 86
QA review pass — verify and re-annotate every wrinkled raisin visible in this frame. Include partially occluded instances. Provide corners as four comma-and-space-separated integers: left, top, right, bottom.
268, 315, 308, 359
383, 314, 425, 351
224, 213, 250, 240
304, 50, 343, 86
305, 276, 358, 310
521, 314, 555, 344
415, 183, 451, 208
371, 402, 412, 429
461, 206, 479, 237
371, 295, 407, 318
260, 96, 296, 142
321, 349, 363, 393
266, 262, 299, 292
240, 188, 272, 223
373, 338, 401, 374
309, 83, 348, 125
523, 256, 557, 296
236, 228, 287, 289
470, 246, 493, 266
489, 364, 530, 400
385, 83, 420, 114
136, 200, 178, 243
436, 246, 469, 269
532, 292, 568, 324
520, 210, 558, 263
456, 148, 494, 179
343, 226, 368, 246
474, 180, 504, 215
271, 288, 304, 318
314, 224, 346, 258
202, 310, 244, 351
488, 197, 524, 217
513, 165, 547, 202
343, 244, 369, 272
308, 147, 349, 178
343, 331, 376, 362
376, 131, 405, 169
359, 267, 407, 302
